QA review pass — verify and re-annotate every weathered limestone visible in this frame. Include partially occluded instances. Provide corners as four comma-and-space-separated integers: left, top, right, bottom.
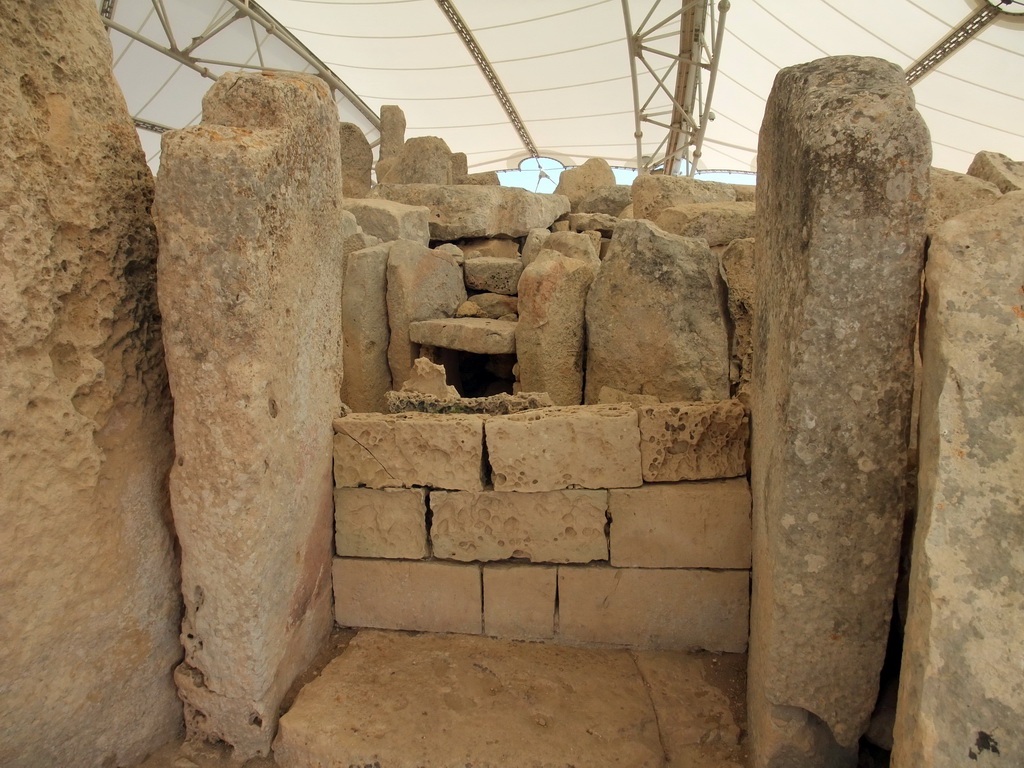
0, 3, 181, 765
538, 230, 601, 268
585, 219, 729, 403
156, 72, 346, 758
464, 170, 501, 185
638, 400, 749, 482
372, 183, 570, 239
463, 255, 525, 294
386, 390, 554, 415
379, 135, 453, 185
338, 121, 372, 198
386, 239, 466, 388
333, 559, 482, 634
486, 405, 642, 491
926, 167, 1001, 233
720, 237, 756, 402
378, 104, 406, 161
461, 237, 520, 260
335, 488, 428, 559
334, 413, 486, 490
579, 184, 632, 216
748, 56, 929, 766
731, 183, 757, 202
341, 243, 391, 413
400, 356, 458, 399
554, 157, 617, 211
451, 151, 469, 182
462, 292, 518, 319
966, 149, 1024, 193
483, 565, 557, 640
431, 490, 609, 563
632, 174, 736, 221
567, 211, 618, 236
341, 198, 430, 245
516, 251, 595, 405
409, 317, 516, 354
609, 480, 751, 568
655, 201, 756, 246
558, 567, 749, 652
892, 193, 1024, 768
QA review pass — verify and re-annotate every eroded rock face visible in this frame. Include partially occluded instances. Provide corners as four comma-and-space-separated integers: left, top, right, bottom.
966, 149, 1024, 193
892, 193, 1024, 768
638, 400, 749, 482
342, 243, 392, 413
335, 488, 429, 559
926, 167, 1001, 234
720, 238, 756, 402
747, 56, 929, 766
156, 72, 345, 758
339, 122, 372, 198
655, 201, 756, 246
0, 3, 182, 765
341, 198, 430, 245
379, 135, 453, 185
631, 174, 736, 221
554, 157, 617, 212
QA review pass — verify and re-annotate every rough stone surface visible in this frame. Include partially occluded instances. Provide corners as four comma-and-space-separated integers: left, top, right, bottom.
748, 56, 929, 762
568, 211, 618, 235
483, 565, 557, 640
579, 184, 633, 216
464, 170, 501, 185
450, 151, 468, 182
431, 489, 609, 563
372, 183, 570, 239
516, 251, 595, 405
400, 356, 458, 399
463, 254, 525, 295
609, 480, 752, 568
639, 400, 749, 482
335, 488, 428, 559
720, 237, 756, 402
379, 135, 453, 185
386, 239, 466, 388
655, 201, 756, 246
385, 390, 554, 415
342, 243, 391, 413
926, 167, 1001, 234
538, 230, 601, 267
464, 292, 518, 319
0, 3, 182, 765
333, 559, 481, 634
730, 183, 757, 202
554, 157, 617, 211
966, 149, 1024, 193
409, 317, 516, 354
378, 104, 406, 161
486, 404, 642, 491
338, 122, 372, 198
461, 237, 520, 260
632, 174, 736, 221
585, 219, 729, 403
274, 631, 665, 768
334, 413, 486, 490
892, 193, 1024, 768
156, 72, 345, 758
558, 567, 749, 652
341, 198, 429, 245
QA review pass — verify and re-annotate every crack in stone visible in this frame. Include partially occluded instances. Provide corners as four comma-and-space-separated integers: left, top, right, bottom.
630, 650, 671, 767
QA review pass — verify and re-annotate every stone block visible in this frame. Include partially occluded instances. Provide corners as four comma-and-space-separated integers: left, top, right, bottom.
463, 255, 524, 295
409, 317, 516, 354
461, 238, 520, 260
579, 184, 632, 216
720, 238, 756, 403
927, 167, 1001, 234
430, 489, 608, 563
655, 201, 756, 246
567, 212, 618, 236
486, 404, 642, 491
462, 292, 518, 319
334, 412, 486, 490
341, 243, 392, 413
609, 480, 751, 568
631, 174, 736, 221
483, 564, 557, 640
378, 104, 406, 160
638, 399, 749, 481
335, 488, 428, 559
379, 135, 453, 185
342, 198, 430, 245
539, 230, 601, 267
557, 567, 749, 652
463, 170, 501, 185
333, 558, 481, 634
385, 390, 553, 415
966, 149, 1024, 193
339, 122, 372, 198
554, 157, 617, 212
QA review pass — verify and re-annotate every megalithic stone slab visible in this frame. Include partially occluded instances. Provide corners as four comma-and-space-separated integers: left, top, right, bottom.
341, 243, 392, 413
747, 56, 929, 767
339, 122, 372, 198
892, 193, 1024, 768
585, 219, 729, 403
155, 72, 345, 759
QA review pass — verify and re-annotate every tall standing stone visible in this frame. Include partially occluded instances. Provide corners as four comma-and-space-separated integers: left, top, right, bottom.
155, 72, 345, 758
339, 121, 373, 198
379, 104, 406, 161
892, 193, 1024, 768
0, 3, 182, 767
748, 56, 929, 767
342, 243, 392, 412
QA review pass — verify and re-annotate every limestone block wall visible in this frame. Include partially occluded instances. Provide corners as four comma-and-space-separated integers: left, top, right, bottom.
332, 402, 752, 652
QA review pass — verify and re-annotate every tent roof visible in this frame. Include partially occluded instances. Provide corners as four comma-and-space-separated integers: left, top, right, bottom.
101, 0, 1024, 175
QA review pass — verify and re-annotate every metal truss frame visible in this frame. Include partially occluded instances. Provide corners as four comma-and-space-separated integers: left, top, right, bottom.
622, 0, 730, 176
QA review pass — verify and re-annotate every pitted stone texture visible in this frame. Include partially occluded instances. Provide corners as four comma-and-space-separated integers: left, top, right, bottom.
378, 104, 406, 161
579, 184, 633, 216
386, 390, 554, 415
156, 71, 344, 758
335, 488, 428, 559
966, 149, 1024, 193
927, 167, 1001, 234
400, 357, 458, 400
720, 238, 756, 403
461, 237, 520, 260
516, 251, 595, 405
748, 56, 929, 761
379, 135, 453, 185
609, 480, 752, 568
334, 413, 485, 490
655, 202, 756, 246
339, 122, 372, 198
585, 219, 729, 404
554, 157, 617, 212
333, 559, 481, 634
0, 3, 181, 765
632, 174, 736, 221
372, 183, 570, 239
558, 567, 749, 652
409, 317, 516, 354
430, 489, 609, 563
342, 243, 391, 413
486, 405, 642, 491
342, 198, 429, 245
483, 565, 557, 640
463, 255, 525, 295
892, 193, 1024, 768
386, 239, 466, 388
639, 400, 749, 482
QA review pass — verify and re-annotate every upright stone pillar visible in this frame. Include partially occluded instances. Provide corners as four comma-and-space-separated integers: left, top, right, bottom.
748, 56, 929, 767
155, 72, 345, 759
892, 193, 1024, 768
